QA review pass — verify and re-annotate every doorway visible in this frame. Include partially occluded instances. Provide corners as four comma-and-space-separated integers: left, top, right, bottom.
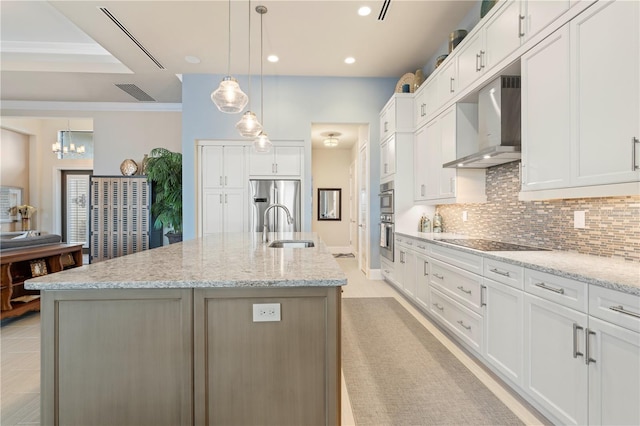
61, 170, 91, 253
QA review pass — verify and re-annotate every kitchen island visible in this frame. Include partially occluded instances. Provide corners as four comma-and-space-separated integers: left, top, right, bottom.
26, 232, 347, 426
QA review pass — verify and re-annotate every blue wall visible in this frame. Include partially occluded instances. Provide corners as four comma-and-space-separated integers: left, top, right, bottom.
182, 73, 396, 268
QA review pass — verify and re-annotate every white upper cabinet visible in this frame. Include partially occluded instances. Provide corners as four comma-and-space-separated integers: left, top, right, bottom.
249, 146, 302, 177
521, 24, 572, 190
380, 135, 396, 180
571, 0, 640, 187
437, 59, 458, 107
415, 78, 437, 129
379, 94, 413, 182
456, 30, 487, 93
202, 146, 246, 189
523, 0, 570, 41
484, 0, 523, 70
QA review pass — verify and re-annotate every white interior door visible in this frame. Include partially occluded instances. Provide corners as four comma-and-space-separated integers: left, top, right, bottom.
358, 143, 368, 274
63, 171, 91, 249
349, 160, 358, 256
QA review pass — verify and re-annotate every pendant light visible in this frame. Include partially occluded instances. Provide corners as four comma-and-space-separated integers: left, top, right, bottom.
323, 134, 339, 148
236, 0, 263, 138
211, 0, 248, 113
253, 5, 272, 153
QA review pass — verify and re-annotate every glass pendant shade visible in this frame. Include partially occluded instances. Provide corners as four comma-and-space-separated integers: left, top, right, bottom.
236, 111, 263, 137
253, 132, 272, 152
211, 77, 248, 113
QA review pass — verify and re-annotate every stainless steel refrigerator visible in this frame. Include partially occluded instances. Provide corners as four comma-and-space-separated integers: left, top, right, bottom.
249, 180, 301, 232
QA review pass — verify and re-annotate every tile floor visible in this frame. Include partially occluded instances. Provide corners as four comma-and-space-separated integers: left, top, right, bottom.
0, 257, 545, 425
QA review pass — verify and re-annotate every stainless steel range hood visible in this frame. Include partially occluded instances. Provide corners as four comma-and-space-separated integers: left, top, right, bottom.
444, 76, 521, 169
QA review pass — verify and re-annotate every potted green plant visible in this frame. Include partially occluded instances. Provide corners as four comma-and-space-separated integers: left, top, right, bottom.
145, 148, 183, 244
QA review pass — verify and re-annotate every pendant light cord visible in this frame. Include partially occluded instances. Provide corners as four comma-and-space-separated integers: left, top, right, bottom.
260, 7, 264, 125
226, 0, 231, 76
247, 0, 252, 105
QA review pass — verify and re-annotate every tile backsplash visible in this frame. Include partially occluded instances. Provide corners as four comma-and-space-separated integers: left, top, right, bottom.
436, 162, 640, 262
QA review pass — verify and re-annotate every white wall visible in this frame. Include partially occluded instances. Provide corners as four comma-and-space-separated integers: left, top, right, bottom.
0, 127, 30, 232
311, 148, 351, 250
1, 108, 181, 235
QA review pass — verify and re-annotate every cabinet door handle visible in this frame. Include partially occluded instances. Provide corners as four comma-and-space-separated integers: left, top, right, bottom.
489, 268, 511, 277
423, 261, 429, 276
475, 53, 481, 72
225, 194, 228, 204
457, 285, 472, 295
224, 176, 228, 186
449, 77, 455, 93
481, 285, 486, 307
219, 176, 223, 186
457, 320, 471, 331
219, 194, 223, 204
384, 121, 388, 133
633, 137, 639, 171
421, 184, 425, 196
585, 328, 597, 365
518, 14, 525, 37
275, 163, 278, 174
609, 305, 640, 319
480, 50, 485, 69
433, 273, 444, 280
450, 177, 455, 193
534, 282, 565, 294
272, 163, 275, 173
573, 323, 584, 358
433, 303, 444, 311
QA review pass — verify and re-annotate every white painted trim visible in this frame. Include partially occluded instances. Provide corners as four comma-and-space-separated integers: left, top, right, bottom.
1, 100, 182, 112
1, 41, 112, 56
518, 182, 640, 201
369, 268, 383, 281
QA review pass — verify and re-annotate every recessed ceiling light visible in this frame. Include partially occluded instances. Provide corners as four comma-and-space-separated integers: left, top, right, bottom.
184, 55, 201, 64
358, 6, 372, 16
267, 54, 279, 63
344, 57, 356, 64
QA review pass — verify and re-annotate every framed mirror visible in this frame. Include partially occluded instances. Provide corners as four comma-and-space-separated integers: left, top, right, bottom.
318, 188, 341, 221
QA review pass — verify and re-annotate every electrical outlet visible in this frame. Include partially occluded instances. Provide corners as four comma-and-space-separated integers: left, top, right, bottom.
574, 211, 586, 229
252, 303, 281, 322
462, 211, 468, 222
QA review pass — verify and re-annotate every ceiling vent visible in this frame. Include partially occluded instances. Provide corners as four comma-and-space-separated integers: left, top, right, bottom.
378, 0, 391, 20
115, 84, 156, 102
99, 7, 165, 70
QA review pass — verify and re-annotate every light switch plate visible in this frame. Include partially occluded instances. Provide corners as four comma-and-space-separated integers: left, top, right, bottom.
252, 303, 281, 322
574, 211, 586, 229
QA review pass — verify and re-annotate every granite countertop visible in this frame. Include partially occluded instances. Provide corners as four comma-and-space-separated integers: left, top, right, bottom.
396, 231, 640, 296
26, 232, 347, 290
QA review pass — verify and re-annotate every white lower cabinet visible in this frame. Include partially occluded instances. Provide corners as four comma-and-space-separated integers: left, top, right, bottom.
587, 316, 640, 426
483, 277, 524, 386
395, 238, 417, 299
414, 252, 430, 310
202, 189, 246, 235
430, 286, 483, 352
524, 292, 589, 425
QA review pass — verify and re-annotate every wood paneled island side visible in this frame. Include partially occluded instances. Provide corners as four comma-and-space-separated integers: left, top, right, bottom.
26, 233, 346, 426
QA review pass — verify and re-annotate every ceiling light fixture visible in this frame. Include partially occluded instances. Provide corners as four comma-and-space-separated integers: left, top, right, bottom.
211, 0, 248, 113
236, 0, 263, 138
267, 55, 279, 63
345, 57, 356, 64
323, 133, 339, 148
358, 6, 372, 16
52, 121, 85, 158
253, 5, 272, 153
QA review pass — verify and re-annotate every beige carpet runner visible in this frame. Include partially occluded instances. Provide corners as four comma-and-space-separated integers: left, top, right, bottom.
342, 297, 524, 425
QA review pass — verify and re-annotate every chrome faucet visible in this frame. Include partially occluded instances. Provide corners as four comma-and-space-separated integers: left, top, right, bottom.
263, 204, 294, 243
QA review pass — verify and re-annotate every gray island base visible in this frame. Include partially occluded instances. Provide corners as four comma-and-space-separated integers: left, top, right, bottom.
26, 232, 346, 425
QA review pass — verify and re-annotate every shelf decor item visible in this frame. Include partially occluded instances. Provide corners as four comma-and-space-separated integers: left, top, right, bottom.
30, 259, 48, 277
449, 29, 468, 53
481, 0, 498, 18
120, 159, 138, 176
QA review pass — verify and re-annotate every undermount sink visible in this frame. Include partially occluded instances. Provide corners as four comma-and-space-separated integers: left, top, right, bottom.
268, 240, 315, 248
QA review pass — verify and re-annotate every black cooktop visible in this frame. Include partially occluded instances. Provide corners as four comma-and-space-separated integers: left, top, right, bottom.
436, 239, 550, 252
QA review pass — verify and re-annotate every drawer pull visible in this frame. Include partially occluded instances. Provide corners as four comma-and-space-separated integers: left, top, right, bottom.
489, 268, 511, 277
573, 323, 584, 359
534, 282, 565, 294
457, 320, 471, 331
481, 285, 486, 307
432, 303, 444, 311
457, 286, 472, 295
585, 328, 596, 365
406, 241, 413, 245
609, 305, 640, 319
417, 244, 426, 249
433, 273, 444, 280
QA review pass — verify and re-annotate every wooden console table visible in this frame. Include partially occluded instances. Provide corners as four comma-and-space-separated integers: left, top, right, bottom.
1, 244, 83, 320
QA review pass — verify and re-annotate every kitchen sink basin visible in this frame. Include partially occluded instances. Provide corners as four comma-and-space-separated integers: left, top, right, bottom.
268, 240, 315, 248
